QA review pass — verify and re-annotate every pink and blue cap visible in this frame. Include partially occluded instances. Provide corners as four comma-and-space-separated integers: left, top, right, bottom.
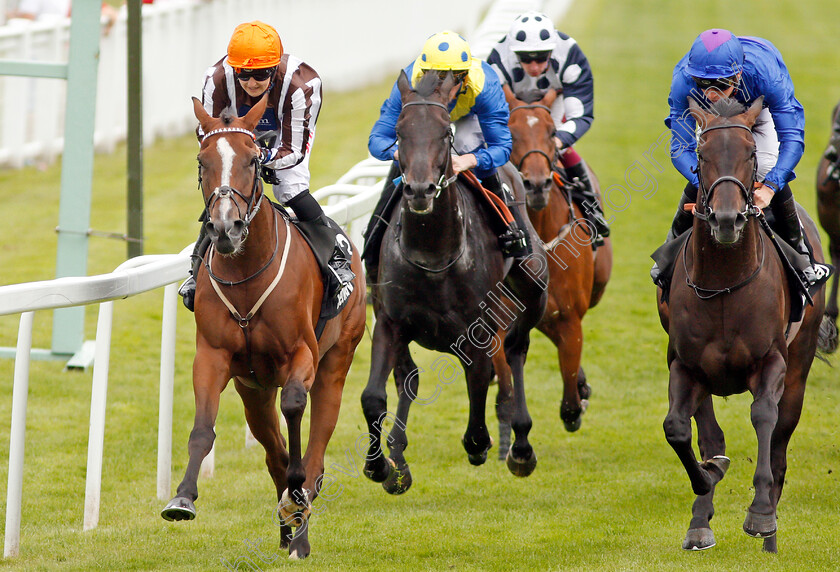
685, 29, 744, 79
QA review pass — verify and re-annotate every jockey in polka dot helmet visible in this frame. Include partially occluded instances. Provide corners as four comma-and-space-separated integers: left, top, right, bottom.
364, 29, 537, 270
487, 11, 610, 243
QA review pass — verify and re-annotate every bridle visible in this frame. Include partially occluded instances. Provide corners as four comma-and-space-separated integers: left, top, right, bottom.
509, 103, 559, 173
693, 123, 762, 222
684, 121, 766, 299
399, 100, 458, 195
199, 127, 265, 230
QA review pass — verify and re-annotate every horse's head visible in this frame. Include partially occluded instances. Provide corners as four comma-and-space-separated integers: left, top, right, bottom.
690, 96, 763, 245
192, 96, 267, 255
505, 88, 558, 211
395, 70, 458, 214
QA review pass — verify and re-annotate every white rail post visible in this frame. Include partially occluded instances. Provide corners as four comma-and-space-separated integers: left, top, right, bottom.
157, 283, 177, 500
83, 301, 114, 531
4, 312, 34, 558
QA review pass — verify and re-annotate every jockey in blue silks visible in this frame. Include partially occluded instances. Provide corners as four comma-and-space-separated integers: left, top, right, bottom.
363, 31, 529, 275
652, 28, 830, 289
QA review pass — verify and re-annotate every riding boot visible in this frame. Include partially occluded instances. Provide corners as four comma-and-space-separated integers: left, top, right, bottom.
565, 162, 610, 245
771, 189, 832, 289
481, 173, 530, 259
287, 191, 356, 316
178, 213, 211, 312
361, 161, 402, 279
650, 186, 697, 288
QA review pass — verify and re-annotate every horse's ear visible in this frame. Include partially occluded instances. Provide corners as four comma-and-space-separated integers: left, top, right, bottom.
539, 88, 558, 108
502, 84, 519, 108
687, 97, 712, 131
192, 96, 212, 130
742, 96, 764, 127
242, 93, 269, 131
398, 70, 412, 101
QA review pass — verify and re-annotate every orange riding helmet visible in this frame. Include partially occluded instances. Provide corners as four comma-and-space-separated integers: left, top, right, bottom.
226, 21, 283, 70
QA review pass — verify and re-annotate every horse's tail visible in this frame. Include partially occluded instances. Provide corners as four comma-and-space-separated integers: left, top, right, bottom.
816, 312, 838, 362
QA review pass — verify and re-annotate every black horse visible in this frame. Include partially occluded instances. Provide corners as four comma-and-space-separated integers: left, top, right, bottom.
360, 70, 548, 493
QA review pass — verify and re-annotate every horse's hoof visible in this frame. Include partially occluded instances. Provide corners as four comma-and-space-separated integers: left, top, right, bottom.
563, 416, 582, 433
506, 448, 537, 477
161, 497, 196, 521
364, 455, 393, 483
701, 455, 730, 483
743, 510, 777, 538
463, 435, 492, 466
278, 489, 311, 528
382, 461, 412, 495
682, 527, 716, 550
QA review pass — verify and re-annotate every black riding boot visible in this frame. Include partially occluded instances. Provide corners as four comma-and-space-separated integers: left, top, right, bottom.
481, 173, 530, 258
771, 188, 832, 288
287, 191, 356, 315
565, 162, 610, 244
178, 213, 211, 312
650, 184, 697, 288
361, 161, 402, 278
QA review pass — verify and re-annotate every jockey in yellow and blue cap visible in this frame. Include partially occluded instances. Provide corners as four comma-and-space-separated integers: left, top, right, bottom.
365, 31, 529, 273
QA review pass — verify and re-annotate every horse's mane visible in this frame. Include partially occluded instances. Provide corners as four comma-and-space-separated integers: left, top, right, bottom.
707, 98, 767, 136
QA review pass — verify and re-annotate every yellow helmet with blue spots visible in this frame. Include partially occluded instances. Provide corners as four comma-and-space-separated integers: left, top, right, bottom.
418, 31, 472, 71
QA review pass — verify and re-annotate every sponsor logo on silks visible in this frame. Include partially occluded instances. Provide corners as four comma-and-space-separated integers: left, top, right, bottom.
336, 234, 352, 255
336, 282, 354, 307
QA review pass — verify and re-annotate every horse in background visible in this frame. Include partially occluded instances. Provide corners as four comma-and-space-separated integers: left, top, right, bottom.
360, 70, 548, 495
659, 97, 829, 553
815, 100, 840, 352
161, 96, 366, 560
492, 88, 612, 455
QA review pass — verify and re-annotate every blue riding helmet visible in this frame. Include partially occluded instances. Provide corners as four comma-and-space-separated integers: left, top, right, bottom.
685, 29, 744, 79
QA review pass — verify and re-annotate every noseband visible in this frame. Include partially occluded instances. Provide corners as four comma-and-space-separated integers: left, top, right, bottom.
199, 127, 264, 227
510, 104, 559, 172
399, 100, 458, 194
694, 123, 761, 222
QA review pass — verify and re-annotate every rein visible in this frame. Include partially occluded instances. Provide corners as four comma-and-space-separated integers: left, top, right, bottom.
682, 229, 766, 299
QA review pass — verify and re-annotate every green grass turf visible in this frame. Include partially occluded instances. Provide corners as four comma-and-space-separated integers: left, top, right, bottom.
0, 1, 839, 569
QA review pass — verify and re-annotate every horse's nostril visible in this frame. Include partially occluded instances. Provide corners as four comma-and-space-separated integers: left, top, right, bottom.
523, 180, 533, 191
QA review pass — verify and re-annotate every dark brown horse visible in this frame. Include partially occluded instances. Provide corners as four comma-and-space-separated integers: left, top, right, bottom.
161, 96, 366, 559
815, 100, 840, 352
659, 97, 828, 553
492, 89, 613, 444
360, 71, 548, 494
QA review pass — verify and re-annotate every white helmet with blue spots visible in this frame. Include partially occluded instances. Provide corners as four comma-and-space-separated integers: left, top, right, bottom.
508, 11, 556, 54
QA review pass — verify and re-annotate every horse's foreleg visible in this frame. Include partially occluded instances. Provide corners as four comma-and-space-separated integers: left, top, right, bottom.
550, 317, 586, 433
277, 349, 315, 537
744, 351, 786, 540
491, 333, 514, 461
682, 396, 729, 550
663, 361, 713, 496
360, 317, 400, 484
462, 357, 493, 467
826, 241, 840, 319
161, 349, 230, 521
233, 381, 294, 548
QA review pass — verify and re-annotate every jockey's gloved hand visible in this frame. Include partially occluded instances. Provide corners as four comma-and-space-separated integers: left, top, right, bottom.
259, 146, 276, 165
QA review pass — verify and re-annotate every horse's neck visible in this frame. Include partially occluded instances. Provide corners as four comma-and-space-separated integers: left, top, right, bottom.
399, 184, 464, 256
690, 219, 762, 287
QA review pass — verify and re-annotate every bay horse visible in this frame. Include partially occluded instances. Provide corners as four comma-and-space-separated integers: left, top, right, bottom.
659, 97, 828, 553
815, 100, 840, 352
493, 89, 613, 448
360, 70, 548, 494
160, 96, 366, 560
